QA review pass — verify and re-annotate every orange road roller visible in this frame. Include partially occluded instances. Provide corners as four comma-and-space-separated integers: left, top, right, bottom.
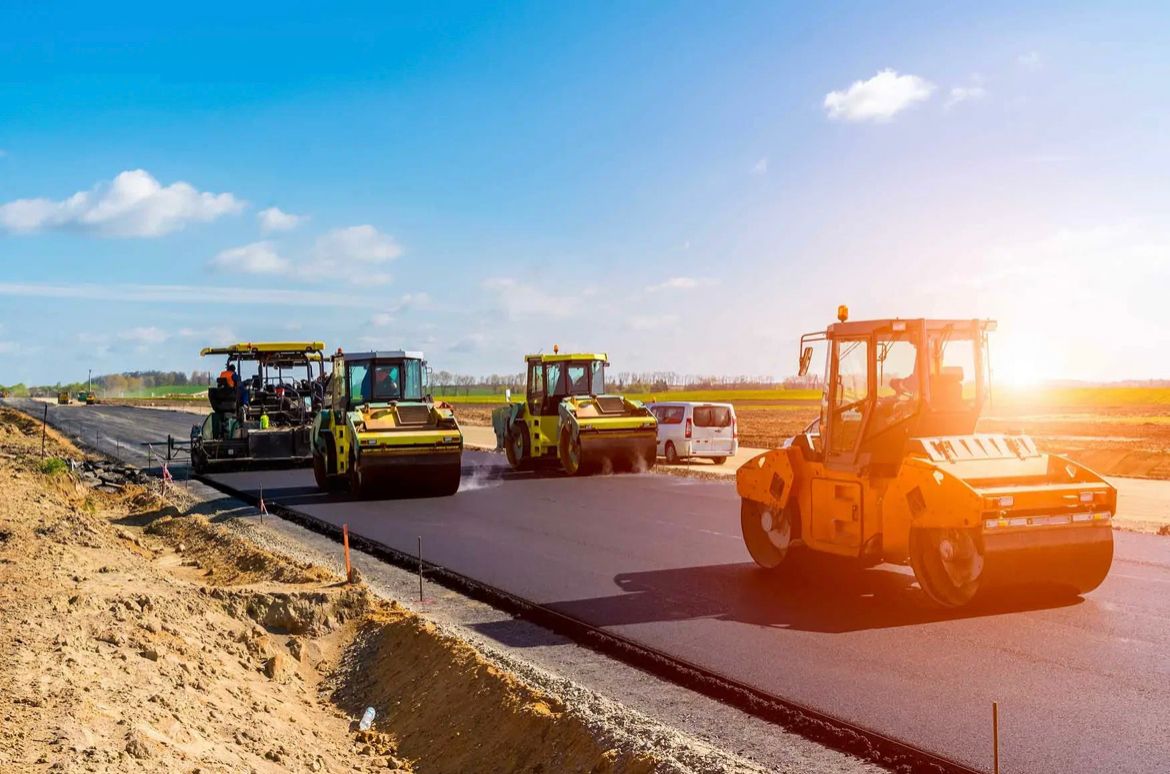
737, 309, 1114, 607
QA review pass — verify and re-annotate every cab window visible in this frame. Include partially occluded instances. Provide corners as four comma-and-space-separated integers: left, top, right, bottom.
369, 364, 402, 401
829, 338, 869, 455
401, 359, 423, 401
528, 364, 545, 411
590, 360, 607, 393
566, 365, 588, 395
546, 363, 565, 396
348, 362, 369, 405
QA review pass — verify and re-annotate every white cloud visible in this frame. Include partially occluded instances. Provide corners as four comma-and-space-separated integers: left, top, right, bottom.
481, 277, 578, 319
645, 276, 716, 293
0, 281, 382, 308
945, 85, 987, 109
751, 157, 768, 176
824, 69, 935, 123
257, 206, 305, 234
313, 225, 401, 263
449, 333, 487, 353
209, 241, 289, 274
945, 76, 988, 109
0, 169, 244, 237
177, 325, 236, 342
302, 225, 402, 282
1018, 51, 1042, 69
119, 326, 169, 345
370, 292, 431, 327
628, 314, 679, 331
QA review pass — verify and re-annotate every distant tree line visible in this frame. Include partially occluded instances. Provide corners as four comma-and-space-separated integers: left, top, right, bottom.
4, 370, 214, 398
425, 370, 821, 396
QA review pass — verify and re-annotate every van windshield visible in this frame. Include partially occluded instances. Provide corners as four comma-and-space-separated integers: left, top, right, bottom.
693, 405, 732, 428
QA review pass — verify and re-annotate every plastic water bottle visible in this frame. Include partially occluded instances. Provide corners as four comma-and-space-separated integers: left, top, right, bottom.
359, 707, 375, 731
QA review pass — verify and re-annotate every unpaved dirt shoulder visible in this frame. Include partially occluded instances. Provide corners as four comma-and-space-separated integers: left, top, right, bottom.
0, 411, 409, 772
1, 407, 834, 773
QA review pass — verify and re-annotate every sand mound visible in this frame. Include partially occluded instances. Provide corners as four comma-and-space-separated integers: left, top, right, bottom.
330, 610, 657, 774
146, 513, 334, 585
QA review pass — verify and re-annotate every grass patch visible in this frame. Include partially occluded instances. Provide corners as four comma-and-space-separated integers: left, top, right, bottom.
996, 386, 1170, 407
39, 457, 68, 476
122, 385, 209, 398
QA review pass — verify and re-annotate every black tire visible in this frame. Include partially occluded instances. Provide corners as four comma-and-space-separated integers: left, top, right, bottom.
190, 447, 208, 475
710, 456, 727, 465
313, 437, 345, 492
665, 441, 680, 465
348, 453, 365, 498
312, 451, 345, 492
559, 427, 587, 476
505, 422, 530, 470
741, 498, 797, 571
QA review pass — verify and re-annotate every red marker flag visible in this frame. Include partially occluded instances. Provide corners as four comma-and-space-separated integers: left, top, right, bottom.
162, 463, 173, 483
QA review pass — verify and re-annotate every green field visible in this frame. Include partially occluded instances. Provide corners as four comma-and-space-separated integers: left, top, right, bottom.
993, 386, 1170, 407
122, 385, 208, 398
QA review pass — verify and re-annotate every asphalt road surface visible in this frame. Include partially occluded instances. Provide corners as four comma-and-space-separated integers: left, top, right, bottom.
14, 401, 1170, 773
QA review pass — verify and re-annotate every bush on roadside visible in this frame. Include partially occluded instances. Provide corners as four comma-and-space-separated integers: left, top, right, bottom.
39, 457, 68, 476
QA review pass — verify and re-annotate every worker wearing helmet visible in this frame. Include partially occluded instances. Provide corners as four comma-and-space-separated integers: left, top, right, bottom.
219, 363, 238, 388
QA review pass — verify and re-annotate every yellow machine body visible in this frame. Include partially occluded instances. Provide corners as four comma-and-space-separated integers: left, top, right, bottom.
493, 352, 657, 475
313, 349, 462, 497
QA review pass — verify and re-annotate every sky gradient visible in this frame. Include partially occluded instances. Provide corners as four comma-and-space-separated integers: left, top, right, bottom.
2, 2, 1168, 385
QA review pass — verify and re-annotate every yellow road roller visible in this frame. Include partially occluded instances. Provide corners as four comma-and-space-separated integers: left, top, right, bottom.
493, 349, 657, 475
737, 308, 1115, 607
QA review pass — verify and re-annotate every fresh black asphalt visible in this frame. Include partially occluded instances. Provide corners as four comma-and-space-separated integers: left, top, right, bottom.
17, 401, 1170, 773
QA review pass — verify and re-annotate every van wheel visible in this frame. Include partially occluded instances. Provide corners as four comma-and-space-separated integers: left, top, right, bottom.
665, 442, 680, 465
710, 456, 727, 465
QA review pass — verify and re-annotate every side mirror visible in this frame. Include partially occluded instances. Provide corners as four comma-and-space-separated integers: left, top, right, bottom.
799, 346, 814, 377
505, 388, 512, 402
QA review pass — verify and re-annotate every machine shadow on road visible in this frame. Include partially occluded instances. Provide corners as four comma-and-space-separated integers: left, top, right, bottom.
535, 559, 1085, 636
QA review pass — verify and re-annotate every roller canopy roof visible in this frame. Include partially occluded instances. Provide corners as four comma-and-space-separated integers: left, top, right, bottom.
340, 350, 426, 360
524, 352, 608, 363
199, 341, 325, 359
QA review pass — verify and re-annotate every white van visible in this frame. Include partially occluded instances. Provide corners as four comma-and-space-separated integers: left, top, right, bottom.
647, 401, 738, 464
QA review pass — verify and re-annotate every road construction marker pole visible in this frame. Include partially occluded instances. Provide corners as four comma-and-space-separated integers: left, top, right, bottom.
993, 701, 1000, 774
342, 524, 353, 583
417, 536, 423, 602
41, 404, 48, 458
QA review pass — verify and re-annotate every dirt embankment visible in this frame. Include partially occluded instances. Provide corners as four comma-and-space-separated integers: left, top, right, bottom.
0, 408, 739, 773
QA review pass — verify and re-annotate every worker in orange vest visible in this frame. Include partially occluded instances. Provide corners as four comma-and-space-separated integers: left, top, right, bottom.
219, 363, 238, 388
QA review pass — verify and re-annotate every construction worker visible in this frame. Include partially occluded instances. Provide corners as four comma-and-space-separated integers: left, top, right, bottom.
219, 363, 238, 388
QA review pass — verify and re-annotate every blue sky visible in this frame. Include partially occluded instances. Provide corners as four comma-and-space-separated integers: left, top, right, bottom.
2, 2, 1168, 385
